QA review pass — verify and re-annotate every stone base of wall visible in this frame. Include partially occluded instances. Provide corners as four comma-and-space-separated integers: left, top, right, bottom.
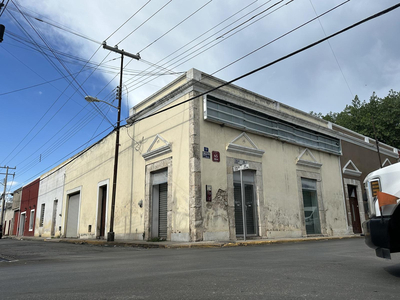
267, 230, 303, 239
203, 231, 229, 241
115, 233, 145, 241
330, 228, 351, 236
171, 232, 190, 242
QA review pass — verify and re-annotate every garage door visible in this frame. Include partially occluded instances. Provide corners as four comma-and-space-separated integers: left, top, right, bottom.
66, 193, 80, 238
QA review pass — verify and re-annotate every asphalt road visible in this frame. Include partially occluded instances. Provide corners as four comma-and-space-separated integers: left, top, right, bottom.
1, 238, 399, 299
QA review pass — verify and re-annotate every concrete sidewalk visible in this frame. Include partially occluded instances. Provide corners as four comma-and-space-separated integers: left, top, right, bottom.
4, 234, 363, 249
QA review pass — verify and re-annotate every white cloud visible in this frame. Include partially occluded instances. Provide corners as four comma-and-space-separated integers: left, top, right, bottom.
12, 0, 399, 115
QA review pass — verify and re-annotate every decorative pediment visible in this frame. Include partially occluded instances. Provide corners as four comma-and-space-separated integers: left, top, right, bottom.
382, 158, 392, 167
342, 160, 362, 177
296, 148, 322, 169
142, 134, 171, 160
226, 132, 265, 157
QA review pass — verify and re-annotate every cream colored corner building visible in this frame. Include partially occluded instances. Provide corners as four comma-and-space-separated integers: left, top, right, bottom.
59, 69, 348, 242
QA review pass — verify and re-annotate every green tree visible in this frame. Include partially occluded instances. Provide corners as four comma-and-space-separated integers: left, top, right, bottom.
311, 90, 400, 149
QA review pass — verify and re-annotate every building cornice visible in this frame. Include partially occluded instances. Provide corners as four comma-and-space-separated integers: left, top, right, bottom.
127, 68, 398, 159
127, 80, 195, 123
337, 131, 397, 158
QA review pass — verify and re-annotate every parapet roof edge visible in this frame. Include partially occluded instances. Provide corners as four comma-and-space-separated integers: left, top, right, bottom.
131, 68, 330, 124
129, 68, 398, 153
332, 122, 397, 151
12, 187, 22, 194
21, 177, 40, 190
198, 69, 329, 124
132, 71, 188, 110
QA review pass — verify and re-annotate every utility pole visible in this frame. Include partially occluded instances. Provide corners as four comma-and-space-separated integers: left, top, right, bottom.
102, 42, 140, 242
0, 166, 16, 238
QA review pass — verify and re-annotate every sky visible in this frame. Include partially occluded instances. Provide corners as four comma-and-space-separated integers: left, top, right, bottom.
1, 0, 400, 193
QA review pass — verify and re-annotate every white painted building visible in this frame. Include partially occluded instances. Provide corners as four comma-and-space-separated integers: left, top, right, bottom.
35, 166, 66, 238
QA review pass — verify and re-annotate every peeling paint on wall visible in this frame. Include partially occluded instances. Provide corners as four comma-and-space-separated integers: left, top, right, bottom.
266, 203, 301, 232
204, 189, 228, 231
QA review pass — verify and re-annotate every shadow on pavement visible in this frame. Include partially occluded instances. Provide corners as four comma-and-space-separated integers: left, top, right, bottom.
384, 263, 400, 278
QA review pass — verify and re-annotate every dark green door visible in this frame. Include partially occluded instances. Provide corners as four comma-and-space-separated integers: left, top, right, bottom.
234, 183, 257, 235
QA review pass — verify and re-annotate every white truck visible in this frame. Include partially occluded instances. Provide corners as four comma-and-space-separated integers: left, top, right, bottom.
363, 162, 400, 259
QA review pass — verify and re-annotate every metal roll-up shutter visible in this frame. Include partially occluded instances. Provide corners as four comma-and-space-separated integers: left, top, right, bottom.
158, 183, 168, 239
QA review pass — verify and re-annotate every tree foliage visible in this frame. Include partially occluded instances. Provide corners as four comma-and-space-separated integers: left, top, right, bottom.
311, 90, 400, 149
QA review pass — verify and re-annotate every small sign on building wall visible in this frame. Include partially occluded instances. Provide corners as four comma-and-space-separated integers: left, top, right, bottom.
203, 147, 210, 159
233, 164, 250, 172
212, 151, 220, 162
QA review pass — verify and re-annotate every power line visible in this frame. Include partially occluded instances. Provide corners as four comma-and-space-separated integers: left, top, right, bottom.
2, 3, 117, 166
215, 0, 284, 39
0, 56, 113, 169
5, 33, 175, 76
117, 0, 173, 45
14, 125, 114, 190
14, 104, 191, 193
7, 7, 86, 98
131, 2, 400, 126
11, 1, 89, 97
308, 0, 354, 98
7, 6, 102, 44
10, 2, 400, 193
123, 0, 284, 90
1, 44, 115, 166
104, 0, 151, 42
124, 0, 294, 92
120, 0, 267, 90
0, 47, 84, 165
9, 53, 119, 173
138, 0, 213, 53
0, 69, 89, 96
0, 0, 9, 17
209, 0, 350, 77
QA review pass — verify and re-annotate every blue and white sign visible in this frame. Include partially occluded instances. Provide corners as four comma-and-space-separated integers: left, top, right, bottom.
202, 151, 210, 159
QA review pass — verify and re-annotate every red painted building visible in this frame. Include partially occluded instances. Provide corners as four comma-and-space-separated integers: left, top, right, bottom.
19, 179, 40, 236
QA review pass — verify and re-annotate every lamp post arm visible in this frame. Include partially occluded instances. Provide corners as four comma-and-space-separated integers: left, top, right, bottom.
84, 96, 119, 110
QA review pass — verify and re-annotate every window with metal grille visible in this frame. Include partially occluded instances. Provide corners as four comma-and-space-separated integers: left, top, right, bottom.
39, 204, 45, 227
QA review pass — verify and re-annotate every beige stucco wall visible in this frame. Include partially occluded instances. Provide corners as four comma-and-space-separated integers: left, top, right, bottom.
62, 133, 116, 239
60, 89, 192, 241
128, 93, 191, 241
56, 68, 348, 242
198, 96, 348, 240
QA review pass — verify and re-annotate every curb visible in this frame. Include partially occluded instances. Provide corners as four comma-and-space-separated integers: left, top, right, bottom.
3, 234, 362, 249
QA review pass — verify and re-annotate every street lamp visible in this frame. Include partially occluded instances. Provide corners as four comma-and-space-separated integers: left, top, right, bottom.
85, 96, 119, 110
85, 94, 121, 242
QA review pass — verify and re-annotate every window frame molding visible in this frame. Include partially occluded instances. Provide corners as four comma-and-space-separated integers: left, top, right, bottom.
39, 203, 45, 228
296, 170, 326, 237
29, 209, 35, 231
